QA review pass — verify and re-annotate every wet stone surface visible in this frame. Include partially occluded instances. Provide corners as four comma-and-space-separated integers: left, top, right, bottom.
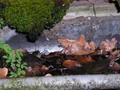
6, 16, 120, 53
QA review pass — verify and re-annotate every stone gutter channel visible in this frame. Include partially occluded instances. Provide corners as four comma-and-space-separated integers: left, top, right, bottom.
1, 0, 120, 89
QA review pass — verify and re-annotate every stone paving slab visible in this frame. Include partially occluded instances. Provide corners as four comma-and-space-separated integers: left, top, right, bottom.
63, 0, 120, 20
87, 0, 109, 5
93, 0, 120, 17
63, 5, 94, 19
95, 4, 120, 16
63, 1, 94, 19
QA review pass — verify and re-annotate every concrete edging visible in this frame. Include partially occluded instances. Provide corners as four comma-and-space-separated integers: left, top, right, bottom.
0, 74, 120, 89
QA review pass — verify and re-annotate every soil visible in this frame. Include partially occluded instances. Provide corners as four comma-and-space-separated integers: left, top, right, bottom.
2, 47, 118, 77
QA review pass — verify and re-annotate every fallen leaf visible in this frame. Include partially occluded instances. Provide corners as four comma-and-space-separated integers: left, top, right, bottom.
41, 52, 62, 59
89, 41, 96, 50
62, 60, 82, 69
79, 34, 86, 47
109, 49, 120, 71
58, 34, 96, 55
112, 63, 120, 71
27, 66, 32, 72
0, 68, 8, 79
40, 65, 49, 72
110, 50, 120, 58
67, 55, 94, 64
45, 73, 52, 76
100, 38, 117, 52
25, 65, 42, 77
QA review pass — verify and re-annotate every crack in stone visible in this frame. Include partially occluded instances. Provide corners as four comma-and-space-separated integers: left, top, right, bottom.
86, 0, 97, 17
86, 0, 98, 31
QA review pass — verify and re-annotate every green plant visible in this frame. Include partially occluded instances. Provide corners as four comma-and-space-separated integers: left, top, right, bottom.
45, 0, 72, 29
0, 0, 54, 41
0, 18, 5, 29
45, 5, 69, 29
0, 41, 27, 78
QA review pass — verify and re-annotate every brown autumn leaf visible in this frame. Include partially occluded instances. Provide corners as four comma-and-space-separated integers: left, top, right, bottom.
113, 63, 120, 71
25, 65, 41, 77
67, 55, 94, 64
41, 52, 62, 59
40, 65, 49, 72
0, 68, 8, 79
58, 34, 96, 55
62, 60, 82, 69
110, 50, 120, 59
109, 50, 120, 71
109, 62, 120, 71
100, 38, 117, 52
25, 65, 49, 77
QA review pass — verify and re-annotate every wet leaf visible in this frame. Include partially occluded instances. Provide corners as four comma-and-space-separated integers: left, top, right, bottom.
45, 73, 52, 76
0, 68, 8, 79
58, 34, 96, 55
40, 65, 49, 72
62, 60, 82, 69
67, 55, 94, 64
112, 63, 120, 71
100, 38, 117, 52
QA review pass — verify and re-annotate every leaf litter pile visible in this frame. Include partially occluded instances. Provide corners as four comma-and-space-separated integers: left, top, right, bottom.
1, 34, 120, 78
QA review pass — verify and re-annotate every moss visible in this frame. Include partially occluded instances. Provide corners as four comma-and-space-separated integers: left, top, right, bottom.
117, 0, 120, 5
0, 0, 54, 42
45, 0, 73, 29
45, 5, 69, 29
0, 0, 72, 42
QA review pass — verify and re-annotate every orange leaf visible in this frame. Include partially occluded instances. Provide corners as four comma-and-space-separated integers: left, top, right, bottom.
78, 34, 86, 47
58, 34, 96, 55
0, 68, 8, 79
89, 41, 96, 50
40, 65, 49, 72
58, 39, 76, 48
67, 55, 94, 64
100, 38, 117, 52
63, 60, 82, 69
112, 63, 120, 71
45, 73, 52, 76
77, 56, 94, 64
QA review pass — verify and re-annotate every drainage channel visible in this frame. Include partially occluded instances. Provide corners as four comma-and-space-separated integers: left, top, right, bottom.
0, 1, 120, 90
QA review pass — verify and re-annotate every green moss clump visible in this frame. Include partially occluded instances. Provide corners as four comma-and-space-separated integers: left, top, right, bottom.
0, 0, 54, 41
45, 0, 73, 29
0, 0, 72, 42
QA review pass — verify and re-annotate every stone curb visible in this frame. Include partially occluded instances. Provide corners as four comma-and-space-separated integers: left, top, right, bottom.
0, 74, 120, 90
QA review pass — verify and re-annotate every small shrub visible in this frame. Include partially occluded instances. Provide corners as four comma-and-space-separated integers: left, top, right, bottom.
45, 5, 69, 29
0, 0, 72, 41
0, 0, 54, 41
